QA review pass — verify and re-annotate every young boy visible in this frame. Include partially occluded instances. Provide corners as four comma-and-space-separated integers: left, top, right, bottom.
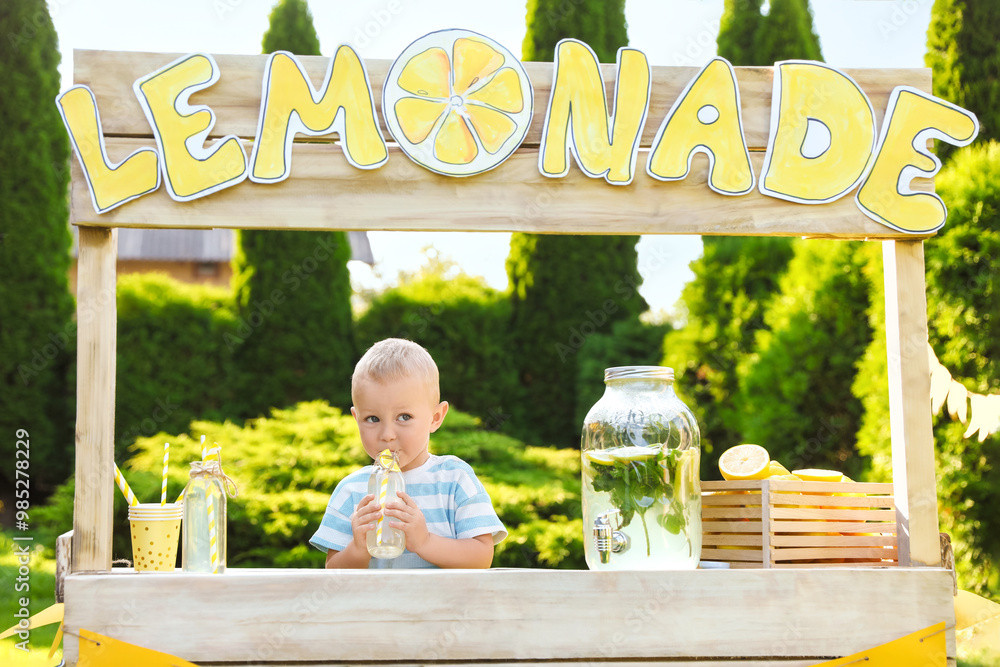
310, 338, 507, 568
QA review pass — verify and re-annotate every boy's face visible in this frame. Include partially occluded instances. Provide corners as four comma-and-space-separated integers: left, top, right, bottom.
351, 374, 448, 472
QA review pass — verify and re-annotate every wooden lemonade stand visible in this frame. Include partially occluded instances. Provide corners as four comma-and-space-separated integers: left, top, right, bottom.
62, 36, 969, 665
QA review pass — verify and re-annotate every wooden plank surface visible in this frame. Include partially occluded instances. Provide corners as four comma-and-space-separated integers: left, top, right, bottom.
160, 662, 826, 667
70, 141, 934, 238
883, 240, 939, 567
72, 228, 117, 573
63, 568, 956, 664
73, 50, 931, 151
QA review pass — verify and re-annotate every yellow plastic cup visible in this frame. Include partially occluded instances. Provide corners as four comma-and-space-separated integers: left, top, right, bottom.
128, 503, 182, 572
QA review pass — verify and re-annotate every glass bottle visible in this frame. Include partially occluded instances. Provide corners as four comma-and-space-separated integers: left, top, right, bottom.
367, 449, 406, 559
581, 366, 701, 570
181, 464, 227, 573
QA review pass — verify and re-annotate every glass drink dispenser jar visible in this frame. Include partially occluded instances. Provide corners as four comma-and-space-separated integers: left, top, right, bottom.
581, 366, 701, 570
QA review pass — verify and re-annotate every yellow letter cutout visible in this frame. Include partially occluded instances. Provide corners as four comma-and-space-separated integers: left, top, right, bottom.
856, 86, 978, 234
539, 40, 650, 185
646, 57, 754, 195
250, 47, 388, 183
55, 86, 160, 213
133, 53, 247, 201
760, 61, 876, 204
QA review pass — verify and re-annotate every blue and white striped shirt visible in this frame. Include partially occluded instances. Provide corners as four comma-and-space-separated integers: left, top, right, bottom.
309, 454, 507, 568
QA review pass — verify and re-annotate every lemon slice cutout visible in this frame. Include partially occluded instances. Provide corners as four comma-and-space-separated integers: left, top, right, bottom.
584, 451, 615, 465
719, 444, 770, 480
793, 468, 844, 482
383, 29, 533, 176
608, 445, 660, 462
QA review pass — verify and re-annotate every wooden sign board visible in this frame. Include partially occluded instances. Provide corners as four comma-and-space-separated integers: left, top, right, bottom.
62, 45, 969, 239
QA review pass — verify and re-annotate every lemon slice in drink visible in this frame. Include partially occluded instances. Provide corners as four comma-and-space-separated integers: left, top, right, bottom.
585, 451, 615, 465
719, 444, 770, 480
608, 445, 660, 462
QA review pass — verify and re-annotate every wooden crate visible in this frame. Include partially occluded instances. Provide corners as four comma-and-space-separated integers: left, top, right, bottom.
701, 479, 897, 568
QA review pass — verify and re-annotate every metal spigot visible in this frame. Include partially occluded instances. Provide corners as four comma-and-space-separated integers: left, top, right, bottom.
594, 509, 630, 564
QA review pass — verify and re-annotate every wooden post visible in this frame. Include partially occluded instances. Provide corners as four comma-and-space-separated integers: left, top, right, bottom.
72, 227, 118, 573
883, 239, 940, 567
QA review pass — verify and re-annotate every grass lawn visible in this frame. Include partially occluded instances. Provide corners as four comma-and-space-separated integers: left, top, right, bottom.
0, 531, 61, 666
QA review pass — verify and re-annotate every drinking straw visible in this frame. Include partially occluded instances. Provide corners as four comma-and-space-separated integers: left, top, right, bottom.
205, 443, 221, 572
374, 449, 393, 547
113, 463, 139, 507
160, 442, 170, 506
200, 434, 207, 462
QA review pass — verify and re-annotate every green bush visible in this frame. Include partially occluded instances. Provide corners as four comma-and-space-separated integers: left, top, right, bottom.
356, 258, 520, 430
575, 318, 674, 429
36, 401, 584, 569
115, 274, 240, 460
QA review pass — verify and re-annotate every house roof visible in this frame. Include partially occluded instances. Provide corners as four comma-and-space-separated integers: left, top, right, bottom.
71, 228, 374, 265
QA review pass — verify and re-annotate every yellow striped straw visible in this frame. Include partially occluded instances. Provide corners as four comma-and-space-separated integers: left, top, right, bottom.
207, 487, 218, 573
375, 471, 388, 545
205, 444, 221, 572
113, 463, 139, 507
160, 442, 170, 506
200, 434, 207, 462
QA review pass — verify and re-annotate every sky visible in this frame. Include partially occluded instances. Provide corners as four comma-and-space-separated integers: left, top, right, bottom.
49, 0, 934, 316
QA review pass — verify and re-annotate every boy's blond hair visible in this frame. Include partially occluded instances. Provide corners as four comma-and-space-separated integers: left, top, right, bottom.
352, 338, 440, 404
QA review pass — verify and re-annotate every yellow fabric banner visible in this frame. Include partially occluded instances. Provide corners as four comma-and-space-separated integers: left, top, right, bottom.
78, 629, 201, 667
810, 622, 946, 666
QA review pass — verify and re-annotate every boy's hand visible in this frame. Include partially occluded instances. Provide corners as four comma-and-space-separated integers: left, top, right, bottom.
350, 493, 380, 549
384, 491, 430, 552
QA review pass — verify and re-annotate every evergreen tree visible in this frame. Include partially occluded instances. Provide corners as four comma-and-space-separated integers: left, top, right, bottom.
717, 0, 821, 67
736, 240, 873, 480
717, 0, 765, 66
756, 0, 823, 63
507, 0, 646, 448
663, 238, 795, 478
668, 1, 822, 476
232, 0, 356, 416
926, 0, 1000, 162
855, 142, 1000, 595
0, 0, 75, 492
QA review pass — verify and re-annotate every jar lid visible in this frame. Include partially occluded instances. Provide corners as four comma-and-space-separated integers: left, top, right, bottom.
604, 365, 674, 382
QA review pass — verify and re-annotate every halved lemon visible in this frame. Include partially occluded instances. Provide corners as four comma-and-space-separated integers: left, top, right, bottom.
584, 451, 615, 465
793, 468, 844, 482
719, 444, 770, 480
608, 445, 660, 462
767, 460, 791, 477
383, 29, 533, 176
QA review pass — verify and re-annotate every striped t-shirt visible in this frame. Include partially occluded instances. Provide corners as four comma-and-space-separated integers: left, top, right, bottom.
309, 454, 507, 569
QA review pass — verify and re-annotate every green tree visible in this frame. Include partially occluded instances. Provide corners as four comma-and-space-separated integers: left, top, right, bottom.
737, 241, 873, 480
523, 0, 627, 62
507, 0, 646, 448
0, 0, 75, 492
717, 0, 765, 66
756, 0, 823, 63
666, 0, 824, 478
717, 0, 821, 67
855, 142, 1000, 595
663, 238, 796, 478
232, 0, 356, 416
926, 0, 1000, 162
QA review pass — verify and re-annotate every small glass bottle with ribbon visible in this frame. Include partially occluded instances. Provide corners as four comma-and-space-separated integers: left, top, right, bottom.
181, 447, 238, 573
367, 449, 406, 559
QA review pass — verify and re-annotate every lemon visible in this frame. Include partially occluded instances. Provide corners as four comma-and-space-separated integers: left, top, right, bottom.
383, 29, 533, 176
608, 445, 660, 462
584, 451, 615, 465
767, 460, 791, 477
793, 468, 844, 482
718, 444, 770, 480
